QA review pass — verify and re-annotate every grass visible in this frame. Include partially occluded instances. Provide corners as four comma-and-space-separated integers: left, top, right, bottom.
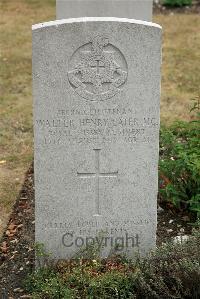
0, 0, 199, 236
154, 13, 200, 122
0, 0, 55, 235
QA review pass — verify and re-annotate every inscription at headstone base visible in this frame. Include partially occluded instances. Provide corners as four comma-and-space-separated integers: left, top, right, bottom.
32, 17, 162, 259
56, 0, 153, 21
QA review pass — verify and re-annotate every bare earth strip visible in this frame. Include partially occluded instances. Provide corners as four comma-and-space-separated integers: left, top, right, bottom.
0, 0, 199, 237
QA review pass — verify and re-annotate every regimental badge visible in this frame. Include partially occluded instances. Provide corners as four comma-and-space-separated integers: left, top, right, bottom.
68, 35, 128, 101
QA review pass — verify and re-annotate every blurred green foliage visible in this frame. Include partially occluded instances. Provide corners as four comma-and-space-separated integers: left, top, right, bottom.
159, 98, 200, 220
163, 0, 192, 7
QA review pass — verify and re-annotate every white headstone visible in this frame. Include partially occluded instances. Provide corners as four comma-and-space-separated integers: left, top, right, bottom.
32, 17, 162, 259
56, 0, 153, 21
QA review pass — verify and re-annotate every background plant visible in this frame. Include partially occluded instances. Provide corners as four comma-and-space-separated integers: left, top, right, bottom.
163, 0, 192, 7
159, 99, 200, 220
24, 230, 200, 299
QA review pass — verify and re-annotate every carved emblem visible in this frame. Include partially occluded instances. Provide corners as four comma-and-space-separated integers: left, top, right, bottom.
68, 36, 128, 101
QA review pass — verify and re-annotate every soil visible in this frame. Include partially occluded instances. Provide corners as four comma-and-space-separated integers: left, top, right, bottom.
0, 166, 35, 299
0, 163, 194, 298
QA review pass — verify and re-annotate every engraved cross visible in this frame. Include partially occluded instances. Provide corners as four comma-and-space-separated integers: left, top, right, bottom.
90, 59, 105, 74
77, 149, 118, 216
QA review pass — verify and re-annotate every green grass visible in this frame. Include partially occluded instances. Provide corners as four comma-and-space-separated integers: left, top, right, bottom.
0, 0, 199, 235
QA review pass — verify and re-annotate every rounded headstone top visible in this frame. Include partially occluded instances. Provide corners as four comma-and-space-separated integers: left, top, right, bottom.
32, 17, 162, 31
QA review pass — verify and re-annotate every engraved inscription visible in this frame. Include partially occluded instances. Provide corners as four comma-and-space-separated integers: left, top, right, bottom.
48, 217, 151, 230
68, 35, 128, 101
77, 149, 118, 216
35, 106, 159, 146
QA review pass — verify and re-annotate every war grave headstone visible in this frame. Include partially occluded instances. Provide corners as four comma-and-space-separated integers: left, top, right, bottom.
32, 17, 162, 259
56, 0, 153, 21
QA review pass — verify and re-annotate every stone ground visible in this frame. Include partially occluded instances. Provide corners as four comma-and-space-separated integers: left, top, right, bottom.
0, 163, 193, 299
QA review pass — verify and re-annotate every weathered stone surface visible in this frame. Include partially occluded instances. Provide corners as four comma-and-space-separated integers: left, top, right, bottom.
56, 0, 153, 21
32, 17, 162, 259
